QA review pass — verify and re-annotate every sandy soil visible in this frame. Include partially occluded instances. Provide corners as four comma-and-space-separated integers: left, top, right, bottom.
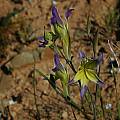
0, 0, 120, 120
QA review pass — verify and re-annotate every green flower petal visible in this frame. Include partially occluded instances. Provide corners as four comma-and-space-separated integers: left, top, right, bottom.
74, 69, 89, 86
85, 69, 99, 83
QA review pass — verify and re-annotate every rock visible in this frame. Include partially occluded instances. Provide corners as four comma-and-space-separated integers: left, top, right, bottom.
11, 50, 41, 68
62, 111, 68, 119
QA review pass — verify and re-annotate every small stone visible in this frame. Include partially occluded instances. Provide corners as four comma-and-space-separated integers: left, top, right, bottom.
105, 103, 112, 110
11, 50, 40, 68
62, 111, 68, 119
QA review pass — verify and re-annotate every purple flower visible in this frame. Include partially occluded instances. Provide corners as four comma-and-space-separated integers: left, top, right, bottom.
80, 79, 104, 98
51, 6, 63, 25
80, 80, 104, 98
50, 6, 73, 61
52, 53, 64, 72
52, 53, 60, 72
80, 85, 88, 98
97, 52, 104, 65
97, 80, 104, 87
65, 8, 74, 20
54, 53, 60, 67
79, 51, 85, 59
38, 36, 48, 47
68, 79, 74, 85
51, 6, 73, 25
52, 53, 69, 97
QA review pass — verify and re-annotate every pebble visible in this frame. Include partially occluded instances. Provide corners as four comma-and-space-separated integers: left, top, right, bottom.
62, 111, 68, 119
11, 50, 41, 68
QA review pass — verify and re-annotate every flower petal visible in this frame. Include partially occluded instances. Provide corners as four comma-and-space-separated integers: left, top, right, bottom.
79, 51, 85, 59
51, 6, 63, 24
97, 80, 104, 87
38, 38, 48, 48
85, 69, 98, 83
39, 41, 48, 47
65, 8, 74, 20
97, 52, 104, 65
51, 16, 57, 24
54, 53, 60, 67
52, 53, 61, 72
68, 79, 74, 85
38, 36, 44, 41
52, 53, 65, 72
80, 85, 88, 98
39, 44, 46, 47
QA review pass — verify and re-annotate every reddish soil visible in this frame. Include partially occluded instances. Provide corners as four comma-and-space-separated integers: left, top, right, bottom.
0, 0, 120, 120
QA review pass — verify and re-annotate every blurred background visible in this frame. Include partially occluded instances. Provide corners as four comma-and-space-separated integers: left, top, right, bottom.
0, 0, 120, 119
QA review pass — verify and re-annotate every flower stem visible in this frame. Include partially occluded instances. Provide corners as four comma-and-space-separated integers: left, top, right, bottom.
88, 88, 96, 120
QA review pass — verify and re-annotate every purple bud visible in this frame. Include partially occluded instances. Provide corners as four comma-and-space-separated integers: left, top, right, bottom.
51, 16, 57, 24
38, 36, 44, 41
52, 6, 58, 17
38, 36, 48, 48
80, 85, 88, 98
54, 53, 60, 67
65, 8, 74, 20
79, 51, 85, 59
97, 80, 104, 87
68, 79, 74, 85
52, 53, 60, 72
97, 52, 104, 65
51, 6, 63, 25
52, 53, 65, 72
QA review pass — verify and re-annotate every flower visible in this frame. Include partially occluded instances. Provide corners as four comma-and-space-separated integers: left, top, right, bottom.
80, 85, 88, 98
65, 8, 74, 20
38, 36, 48, 47
52, 53, 69, 97
51, 6, 73, 25
52, 53, 63, 71
38, 32, 54, 48
51, 6, 63, 25
79, 51, 85, 59
74, 57, 104, 98
50, 6, 73, 61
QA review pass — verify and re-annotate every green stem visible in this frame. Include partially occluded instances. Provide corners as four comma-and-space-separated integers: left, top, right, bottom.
113, 73, 119, 119
88, 88, 96, 120
33, 55, 41, 120
62, 82, 69, 97
96, 64, 105, 119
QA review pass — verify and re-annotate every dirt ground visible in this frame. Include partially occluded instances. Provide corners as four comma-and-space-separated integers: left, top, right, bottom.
0, 0, 120, 120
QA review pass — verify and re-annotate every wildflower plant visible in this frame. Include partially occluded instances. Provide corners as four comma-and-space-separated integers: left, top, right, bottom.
50, 6, 73, 61
74, 52, 103, 98
38, 5, 104, 119
52, 53, 69, 97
